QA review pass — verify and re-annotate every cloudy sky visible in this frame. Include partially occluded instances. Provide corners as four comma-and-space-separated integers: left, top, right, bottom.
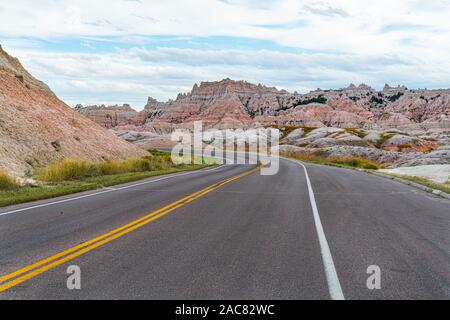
1, 0, 450, 109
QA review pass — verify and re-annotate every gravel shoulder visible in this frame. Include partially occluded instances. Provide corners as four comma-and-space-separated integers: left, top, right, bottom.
380, 164, 450, 184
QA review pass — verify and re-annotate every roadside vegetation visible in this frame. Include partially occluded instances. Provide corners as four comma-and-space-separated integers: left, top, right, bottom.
0, 169, 19, 190
36, 156, 173, 182
0, 150, 214, 208
381, 173, 450, 194
283, 152, 450, 194
283, 152, 383, 170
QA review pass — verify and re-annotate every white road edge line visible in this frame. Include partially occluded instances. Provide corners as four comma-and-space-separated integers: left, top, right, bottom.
0, 165, 226, 217
285, 157, 345, 300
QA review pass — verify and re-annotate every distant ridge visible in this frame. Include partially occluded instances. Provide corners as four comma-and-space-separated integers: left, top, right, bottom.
76, 78, 450, 131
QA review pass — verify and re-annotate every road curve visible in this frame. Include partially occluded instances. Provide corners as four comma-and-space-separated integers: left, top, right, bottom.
0, 159, 448, 300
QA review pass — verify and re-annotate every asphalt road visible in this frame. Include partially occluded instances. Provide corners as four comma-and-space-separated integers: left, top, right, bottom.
0, 159, 449, 300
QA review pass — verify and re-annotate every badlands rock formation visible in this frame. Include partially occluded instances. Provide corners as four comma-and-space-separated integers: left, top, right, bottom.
75, 79, 449, 168
74, 104, 148, 129
76, 79, 450, 132
0, 46, 146, 178
278, 126, 449, 167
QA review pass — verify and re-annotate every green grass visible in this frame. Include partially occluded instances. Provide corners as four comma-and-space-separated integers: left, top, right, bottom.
282, 152, 382, 170
0, 151, 213, 208
375, 132, 396, 149
382, 173, 450, 194
344, 128, 368, 138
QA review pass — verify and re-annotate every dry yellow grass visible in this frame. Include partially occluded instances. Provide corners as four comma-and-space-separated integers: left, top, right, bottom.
0, 150, 212, 207
283, 152, 382, 170
36, 156, 176, 182
0, 169, 19, 190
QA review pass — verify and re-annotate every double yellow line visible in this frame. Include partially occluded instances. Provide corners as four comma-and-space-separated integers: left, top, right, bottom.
0, 166, 260, 293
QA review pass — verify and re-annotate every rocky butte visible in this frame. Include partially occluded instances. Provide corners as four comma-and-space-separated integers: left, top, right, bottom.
76, 78, 449, 132
75, 79, 449, 168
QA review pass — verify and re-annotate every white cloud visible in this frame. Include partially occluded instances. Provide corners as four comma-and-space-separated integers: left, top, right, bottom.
1, 0, 449, 51
1, 0, 450, 108
11, 45, 450, 109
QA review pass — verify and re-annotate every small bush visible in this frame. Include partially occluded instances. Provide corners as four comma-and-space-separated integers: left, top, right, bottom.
370, 96, 384, 104
362, 163, 379, 170
293, 95, 327, 107
375, 133, 396, 149
36, 159, 94, 182
0, 169, 19, 190
15, 74, 24, 82
345, 128, 368, 138
397, 143, 412, 151
51, 141, 62, 152
387, 92, 404, 102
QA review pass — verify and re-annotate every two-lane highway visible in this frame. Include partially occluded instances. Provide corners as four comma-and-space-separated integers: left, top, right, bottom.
0, 159, 449, 299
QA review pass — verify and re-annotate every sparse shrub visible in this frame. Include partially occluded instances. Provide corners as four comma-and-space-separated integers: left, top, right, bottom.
301, 126, 318, 136
293, 95, 327, 107
375, 133, 396, 149
51, 141, 61, 152
349, 158, 360, 167
397, 143, 412, 151
0, 169, 19, 190
362, 163, 379, 170
378, 113, 392, 121
26, 158, 40, 167
345, 128, 368, 138
415, 144, 440, 154
370, 96, 384, 104
387, 92, 404, 102
15, 74, 24, 82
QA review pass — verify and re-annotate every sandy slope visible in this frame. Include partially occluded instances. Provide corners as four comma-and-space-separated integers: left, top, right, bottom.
0, 46, 146, 177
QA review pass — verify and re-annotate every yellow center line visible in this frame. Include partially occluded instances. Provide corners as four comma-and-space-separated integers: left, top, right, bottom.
0, 166, 259, 293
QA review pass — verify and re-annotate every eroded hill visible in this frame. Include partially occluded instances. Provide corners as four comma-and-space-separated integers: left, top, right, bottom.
0, 46, 146, 178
